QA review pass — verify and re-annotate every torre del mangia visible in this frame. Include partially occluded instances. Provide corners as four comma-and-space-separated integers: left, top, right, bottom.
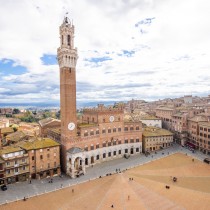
55, 16, 143, 178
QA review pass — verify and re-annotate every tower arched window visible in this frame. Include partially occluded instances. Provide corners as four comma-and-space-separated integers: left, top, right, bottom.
62, 35, 64, 45
67, 35, 71, 46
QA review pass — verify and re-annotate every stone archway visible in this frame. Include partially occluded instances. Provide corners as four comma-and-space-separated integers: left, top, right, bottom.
91, 156, 94, 164
85, 158, 88, 165
74, 157, 83, 171
130, 148, 134, 154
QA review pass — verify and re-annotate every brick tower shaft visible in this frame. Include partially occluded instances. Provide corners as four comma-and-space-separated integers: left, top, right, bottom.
57, 16, 78, 171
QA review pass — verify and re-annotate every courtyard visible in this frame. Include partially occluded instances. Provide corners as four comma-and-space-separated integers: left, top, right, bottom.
0, 152, 210, 210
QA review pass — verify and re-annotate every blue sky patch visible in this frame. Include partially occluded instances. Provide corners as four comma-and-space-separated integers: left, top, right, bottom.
84, 56, 112, 63
123, 50, 135, 57
0, 59, 28, 75
41, 54, 57, 65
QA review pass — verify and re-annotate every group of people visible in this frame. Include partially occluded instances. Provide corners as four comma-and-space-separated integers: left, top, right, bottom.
48, 178, 53, 183
116, 168, 121, 173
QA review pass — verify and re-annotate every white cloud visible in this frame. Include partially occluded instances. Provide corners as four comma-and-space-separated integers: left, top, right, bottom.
0, 0, 210, 105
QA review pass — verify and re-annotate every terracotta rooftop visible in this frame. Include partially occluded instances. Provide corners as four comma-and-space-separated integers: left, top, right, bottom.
48, 128, 61, 135
143, 126, 173, 137
18, 138, 60, 151
38, 118, 61, 127
172, 112, 187, 117
156, 107, 174, 111
6, 131, 26, 142
0, 146, 23, 155
188, 115, 208, 122
0, 127, 14, 134
139, 115, 159, 120
123, 114, 133, 122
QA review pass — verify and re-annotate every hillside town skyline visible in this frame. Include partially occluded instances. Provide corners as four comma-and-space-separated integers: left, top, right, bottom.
0, 0, 210, 105
0, 94, 209, 109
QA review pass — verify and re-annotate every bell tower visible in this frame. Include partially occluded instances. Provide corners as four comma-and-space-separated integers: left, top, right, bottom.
57, 16, 78, 157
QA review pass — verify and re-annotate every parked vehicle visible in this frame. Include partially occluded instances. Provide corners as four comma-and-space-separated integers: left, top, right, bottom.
1, 185, 7, 191
203, 158, 210, 164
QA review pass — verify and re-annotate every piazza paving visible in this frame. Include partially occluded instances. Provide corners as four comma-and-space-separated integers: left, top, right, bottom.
0, 153, 210, 210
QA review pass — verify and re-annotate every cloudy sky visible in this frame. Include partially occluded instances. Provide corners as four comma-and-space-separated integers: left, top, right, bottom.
0, 0, 210, 107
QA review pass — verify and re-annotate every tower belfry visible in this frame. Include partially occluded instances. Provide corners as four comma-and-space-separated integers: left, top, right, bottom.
57, 16, 78, 159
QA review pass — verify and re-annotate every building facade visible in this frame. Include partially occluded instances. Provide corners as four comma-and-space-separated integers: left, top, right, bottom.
18, 138, 61, 179
0, 146, 30, 184
139, 117, 162, 128
198, 122, 210, 155
0, 118, 10, 128
0, 108, 13, 116
142, 127, 173, 153
67, 105, 142, 178
184, 95, 192, 104
187, 115, 208, 150
38, 118, 61, 137
171, 112, 188, 145
0, 157, 5, 186
155, 107, 174, 130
